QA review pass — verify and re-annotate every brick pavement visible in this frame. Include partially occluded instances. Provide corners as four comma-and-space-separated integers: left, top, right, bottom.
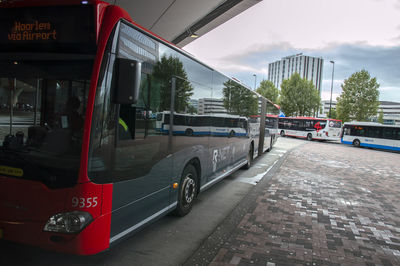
204, 142, 400, 266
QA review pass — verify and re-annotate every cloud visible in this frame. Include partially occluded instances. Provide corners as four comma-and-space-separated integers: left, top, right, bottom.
317, 44, 400, 85
192, 42, 400, 101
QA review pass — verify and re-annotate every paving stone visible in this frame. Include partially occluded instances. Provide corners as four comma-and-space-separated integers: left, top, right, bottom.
209, 142, 400, 265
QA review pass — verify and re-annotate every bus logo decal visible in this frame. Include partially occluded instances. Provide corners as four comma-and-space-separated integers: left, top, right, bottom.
314, 122, 323, 132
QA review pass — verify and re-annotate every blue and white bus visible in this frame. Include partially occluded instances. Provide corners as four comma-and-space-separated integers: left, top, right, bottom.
341, 122, 400, 151
155, 111, 248, 137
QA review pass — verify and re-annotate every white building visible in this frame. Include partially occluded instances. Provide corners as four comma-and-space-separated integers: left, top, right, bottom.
374, 101, 400, 125
268, 53, 324, 93
320, 100, 400, 125
319, 100, 337, 118
198, 98, 227, 115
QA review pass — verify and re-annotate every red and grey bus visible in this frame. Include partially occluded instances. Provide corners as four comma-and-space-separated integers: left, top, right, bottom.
0, 0, 279, 255
278, 117, 342, 141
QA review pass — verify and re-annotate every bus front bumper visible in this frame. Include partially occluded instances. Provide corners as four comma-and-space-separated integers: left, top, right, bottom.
0, 212, 111, 255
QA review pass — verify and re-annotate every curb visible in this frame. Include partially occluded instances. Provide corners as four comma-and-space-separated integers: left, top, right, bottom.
183, 146, 295, 266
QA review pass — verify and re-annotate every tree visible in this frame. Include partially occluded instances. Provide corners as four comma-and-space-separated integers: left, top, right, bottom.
336, 70, 380, 122
222, 80, 258, 117
328, 108, 337, 119
378, 109, 384, 124
152, 55, 194, 113
256, 80, 279, 103
279, 73, 321, 117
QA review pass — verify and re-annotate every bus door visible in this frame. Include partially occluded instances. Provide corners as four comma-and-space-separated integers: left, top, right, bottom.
110, 72, 173, 239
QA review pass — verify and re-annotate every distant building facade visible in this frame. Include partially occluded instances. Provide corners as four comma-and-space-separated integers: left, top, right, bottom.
319, 100, 337, 118
373, 101, 400, 125
198, 98, 227, 115
319, 100, 400, 125
268, 53, 324, 93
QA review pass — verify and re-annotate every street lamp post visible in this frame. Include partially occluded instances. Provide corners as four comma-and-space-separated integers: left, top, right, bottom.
328, 61, 335, 118
253, 74, 257, 90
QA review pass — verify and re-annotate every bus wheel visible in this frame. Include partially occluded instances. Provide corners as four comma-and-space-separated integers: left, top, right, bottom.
174, 164, 198, 216
307, 133, 313, 141
266, 137, 273, 152
280, 130, 285, 137
269, 137, 274, 151
185, 128, 193, 136
353, 139, 361, 147
242, 145, 253, 169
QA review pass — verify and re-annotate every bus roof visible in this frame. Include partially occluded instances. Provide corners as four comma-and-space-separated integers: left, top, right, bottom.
344, 121, 399, 128
279, 117, 342, 122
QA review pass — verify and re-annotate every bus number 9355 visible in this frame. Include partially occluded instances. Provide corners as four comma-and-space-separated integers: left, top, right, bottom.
72, 197, 98, 208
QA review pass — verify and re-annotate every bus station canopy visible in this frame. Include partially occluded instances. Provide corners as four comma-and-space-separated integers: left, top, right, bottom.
103, 0, 262, 47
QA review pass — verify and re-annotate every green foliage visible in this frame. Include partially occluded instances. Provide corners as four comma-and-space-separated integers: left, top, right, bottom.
328, 108, 337, 119
279, 73, 321, 117
256, 80, 279, 103
336, 70, 380, 122
378, 109, 384, 124
152, 55, 193, 113
222, 80, 258, 117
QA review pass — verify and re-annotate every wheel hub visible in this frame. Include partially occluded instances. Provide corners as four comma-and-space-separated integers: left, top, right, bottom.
184, 176, 195, 204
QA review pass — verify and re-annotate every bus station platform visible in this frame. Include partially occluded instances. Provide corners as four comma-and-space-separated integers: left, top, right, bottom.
185, 141, 400, 266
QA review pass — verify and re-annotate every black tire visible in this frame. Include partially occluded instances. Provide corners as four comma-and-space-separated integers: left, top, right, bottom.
269, 136, 274, 151
266, 136, 273, 152
353, 139, 361, 147
242, 145, 253, 169
174, 164, 198, 216
280, 130, 285, 137
185, 128, 193, 136
307, 133, 313, 141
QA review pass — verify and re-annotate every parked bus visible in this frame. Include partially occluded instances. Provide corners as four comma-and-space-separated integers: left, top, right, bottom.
155, 112, 248, 137
342, 122, 400, 151
278, 117, 342, 141
249, 114, 280, 151
266, 115, 279, 139
0, 0, 279, 255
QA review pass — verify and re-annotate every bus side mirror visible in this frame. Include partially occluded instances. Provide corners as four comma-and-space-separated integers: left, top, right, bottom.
112, 58, 142, 104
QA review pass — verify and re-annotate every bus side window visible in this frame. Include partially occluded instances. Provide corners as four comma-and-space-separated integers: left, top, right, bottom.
368, 127, 382, 138
355, 127, 365, 136
396, 129, 400, 140
118, 104, 135, 140
383, 128, 393, 140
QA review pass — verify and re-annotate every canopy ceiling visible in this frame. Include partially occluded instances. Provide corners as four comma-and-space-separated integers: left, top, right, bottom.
103, 0, 262, 47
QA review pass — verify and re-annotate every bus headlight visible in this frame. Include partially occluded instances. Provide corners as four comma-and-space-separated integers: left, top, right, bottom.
43, 211, 93, 233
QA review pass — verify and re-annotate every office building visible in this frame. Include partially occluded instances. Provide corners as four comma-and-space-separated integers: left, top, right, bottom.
268, 53, 324, 93
320, 100, 337, 118
198, 98, 227, 115
320, 100, 400, 125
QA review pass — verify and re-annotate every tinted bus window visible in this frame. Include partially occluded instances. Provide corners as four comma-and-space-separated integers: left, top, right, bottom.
383, 128, 395, 139
330, 120, 342, 128
367, 127, 382, 138
351, 126, 365, 137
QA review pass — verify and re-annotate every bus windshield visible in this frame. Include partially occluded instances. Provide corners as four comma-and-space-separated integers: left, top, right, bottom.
0, 59, 92, 188
329, 120, 342, 128
0, 4, 96, 187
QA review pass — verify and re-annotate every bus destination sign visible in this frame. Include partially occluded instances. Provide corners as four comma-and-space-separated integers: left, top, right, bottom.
0, 5, 96, 54
8, 21, 57, 42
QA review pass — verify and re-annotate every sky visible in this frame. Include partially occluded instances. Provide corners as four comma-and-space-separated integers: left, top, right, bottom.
184, 0, 400, 102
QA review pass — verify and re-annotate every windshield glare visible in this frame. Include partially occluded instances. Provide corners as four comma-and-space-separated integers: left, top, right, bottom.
0, 75, 89, 188
329, 120, 342, 128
